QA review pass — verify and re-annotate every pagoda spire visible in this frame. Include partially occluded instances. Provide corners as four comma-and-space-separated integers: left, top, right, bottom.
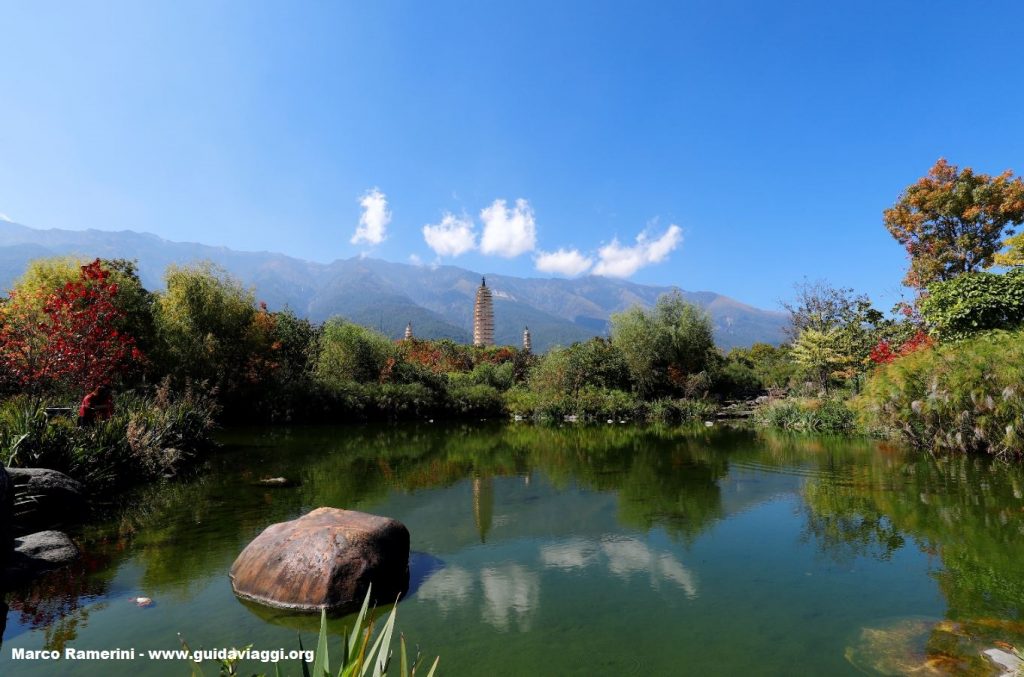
473, 277, 495, 346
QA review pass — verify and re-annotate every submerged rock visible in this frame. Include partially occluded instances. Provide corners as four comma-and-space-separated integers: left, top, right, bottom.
3, 530, 80, 584
229, 507, 410, 613
254, 477, 298, 488
847, 617, 1006, 675
984, 648, 1024, 676
8, 468, 87, 535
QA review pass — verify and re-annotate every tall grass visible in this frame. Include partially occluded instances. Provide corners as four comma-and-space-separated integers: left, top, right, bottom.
504, 385, 717, 424
754, 397, 857, 433
855, 328, 1024, 457
0, 380, 219, 489
182, 587, 438, 677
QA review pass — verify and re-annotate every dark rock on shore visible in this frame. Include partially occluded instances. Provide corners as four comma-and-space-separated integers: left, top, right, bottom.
8, 468, 87, 535
0, 467, 12, 567
3, 531, 80, 585
230, 507, 410, 613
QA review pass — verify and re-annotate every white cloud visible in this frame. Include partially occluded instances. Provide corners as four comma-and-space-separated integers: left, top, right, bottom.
480, 198, 537, 258
422, 213, 477, 257
0, 213, 11, 223
351, 188, 391, 245
592, 224, 682, 278
534, 248, 593, 277
408, 253, 423, 266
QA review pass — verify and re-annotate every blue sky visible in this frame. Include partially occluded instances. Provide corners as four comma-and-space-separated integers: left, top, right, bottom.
1, 1, 1022, 310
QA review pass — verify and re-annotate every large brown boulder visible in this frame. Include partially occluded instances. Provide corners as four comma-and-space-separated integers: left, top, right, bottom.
229, 508, 410, 613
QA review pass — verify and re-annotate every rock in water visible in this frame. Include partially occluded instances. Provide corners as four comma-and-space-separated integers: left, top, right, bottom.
254, 477, 298, 488
0, 467, 12, 566
229, 507, 410, 613
7, 468, 87, 535
4, 531, 80, 584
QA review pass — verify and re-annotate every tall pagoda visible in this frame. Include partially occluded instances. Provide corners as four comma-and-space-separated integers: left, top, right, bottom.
473, 277, 495, 347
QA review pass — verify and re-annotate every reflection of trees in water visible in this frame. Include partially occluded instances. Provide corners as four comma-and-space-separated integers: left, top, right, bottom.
78, 423, 742, 601
799, 441, 1024, 629
3, 552, 116, 652
801, 483, 905, 562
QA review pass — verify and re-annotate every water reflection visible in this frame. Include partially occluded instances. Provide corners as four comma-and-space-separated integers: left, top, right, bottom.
549, 536, 699, 598
5, 423, 1024, 675
417, 565, 474, 616
480, 564, 539, 632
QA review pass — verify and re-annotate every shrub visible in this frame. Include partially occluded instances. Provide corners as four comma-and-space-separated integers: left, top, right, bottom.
755, 397, 856, 433
644, 398, 717, 424
714, 359, 762, 398
574, 387, 641, 421
447, 362, 515, 391
367, 383, 439, 420
919, 268, 1024, 340
0, 397, 72, 469
504, 386, 540, 419
447, 384, 504, 417
0, 382, 218, 489
855, 328, 1024, 456
316, 320, 396, 387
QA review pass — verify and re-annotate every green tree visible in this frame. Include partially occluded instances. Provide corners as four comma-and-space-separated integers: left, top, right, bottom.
883, 158, 1024, 288
791, 328, 848, 394
993, 231, 1024, 268
529, 337, 630, 398
152, 263, 258, 395
721, 342, 796, 394
610, 292, 716, 398
783, 279, 879, 338
783, 279, 911, 389
919, 268, 1024, 340
315, 319, 395, 387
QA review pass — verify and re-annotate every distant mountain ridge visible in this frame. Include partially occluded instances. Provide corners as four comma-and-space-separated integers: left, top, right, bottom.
0, 221, 788, 351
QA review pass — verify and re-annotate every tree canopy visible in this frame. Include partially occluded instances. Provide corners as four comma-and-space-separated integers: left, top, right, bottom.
609, 292, 716, 398
883, 158, 1024, 288
920, 268, 1024, 340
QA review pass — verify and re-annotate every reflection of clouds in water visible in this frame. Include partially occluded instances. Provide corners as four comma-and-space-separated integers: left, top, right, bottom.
539, 538, 597, 570
416, 565, 474, 615
480, 564, 540, 632
416, 563, 539, 631
601, 537, 652, 576
415, 536, 694, 631
548, 536, 698, 599
655, 553, 698, 599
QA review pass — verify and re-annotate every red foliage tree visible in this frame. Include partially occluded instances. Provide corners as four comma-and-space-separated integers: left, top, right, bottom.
0, 259, 141, 397
869, 330, 935, 365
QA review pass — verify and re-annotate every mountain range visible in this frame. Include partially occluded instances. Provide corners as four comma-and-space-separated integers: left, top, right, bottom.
0, 221, 788, 351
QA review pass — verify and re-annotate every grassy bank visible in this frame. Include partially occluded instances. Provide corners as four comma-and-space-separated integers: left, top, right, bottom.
854, 328, 1024, 457
1, 383, 218, 491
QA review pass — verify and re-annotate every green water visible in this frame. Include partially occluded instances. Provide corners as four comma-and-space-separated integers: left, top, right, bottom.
3, 424, 1024, 675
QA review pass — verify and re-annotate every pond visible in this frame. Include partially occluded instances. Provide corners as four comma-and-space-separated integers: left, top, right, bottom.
2, 423, 1024, 675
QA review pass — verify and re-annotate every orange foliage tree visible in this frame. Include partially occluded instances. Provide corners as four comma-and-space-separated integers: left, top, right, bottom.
883, 159, 1024, 288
